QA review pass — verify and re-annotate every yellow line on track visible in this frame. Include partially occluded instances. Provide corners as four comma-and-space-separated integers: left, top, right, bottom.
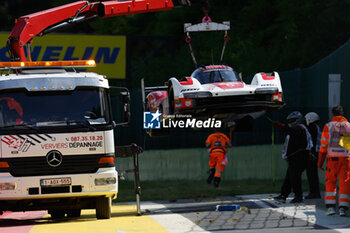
29, 204, 169, 233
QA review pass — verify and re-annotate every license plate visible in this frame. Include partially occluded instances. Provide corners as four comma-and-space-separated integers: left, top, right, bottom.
40, 177, 71, 187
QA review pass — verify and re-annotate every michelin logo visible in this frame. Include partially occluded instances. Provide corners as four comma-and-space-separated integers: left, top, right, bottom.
143, 110, 162, 129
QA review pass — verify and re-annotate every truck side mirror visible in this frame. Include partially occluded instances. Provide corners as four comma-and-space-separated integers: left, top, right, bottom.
119, 92, 130, 124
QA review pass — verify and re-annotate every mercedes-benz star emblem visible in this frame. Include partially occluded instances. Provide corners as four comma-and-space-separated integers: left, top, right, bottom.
46, 150, 63, 167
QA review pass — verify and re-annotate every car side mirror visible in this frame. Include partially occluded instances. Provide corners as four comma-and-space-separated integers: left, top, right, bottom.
119, 91, 130, 125
110, 86, 130, 127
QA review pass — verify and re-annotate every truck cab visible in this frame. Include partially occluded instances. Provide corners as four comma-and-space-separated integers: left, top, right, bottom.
0, 0, 189, 220
0, 61, 128, 219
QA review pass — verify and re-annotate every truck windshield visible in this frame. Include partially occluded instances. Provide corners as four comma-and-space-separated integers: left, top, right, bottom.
0, 87, 110, 129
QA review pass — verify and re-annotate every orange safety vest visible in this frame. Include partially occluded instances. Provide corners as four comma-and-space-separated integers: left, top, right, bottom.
319, 116, 350, 157
206, 132, 229, 154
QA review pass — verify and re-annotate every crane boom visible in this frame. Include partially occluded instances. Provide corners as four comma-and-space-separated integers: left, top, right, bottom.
7, 0, 178, 62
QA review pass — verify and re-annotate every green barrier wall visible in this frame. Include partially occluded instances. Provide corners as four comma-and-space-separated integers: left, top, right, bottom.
116, 144, 326, 184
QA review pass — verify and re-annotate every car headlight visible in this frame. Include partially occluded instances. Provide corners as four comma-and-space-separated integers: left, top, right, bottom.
94, 177, 117, 186
184, 91, 212, 98
255, 87, 278, 94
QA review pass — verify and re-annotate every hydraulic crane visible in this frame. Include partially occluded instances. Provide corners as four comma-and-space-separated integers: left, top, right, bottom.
7, 0, 193, 62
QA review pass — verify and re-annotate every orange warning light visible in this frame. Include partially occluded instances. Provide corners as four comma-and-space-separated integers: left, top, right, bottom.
0, 60, 96, 69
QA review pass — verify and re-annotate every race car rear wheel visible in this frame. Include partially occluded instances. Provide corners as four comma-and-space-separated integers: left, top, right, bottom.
168, 85, 174, 114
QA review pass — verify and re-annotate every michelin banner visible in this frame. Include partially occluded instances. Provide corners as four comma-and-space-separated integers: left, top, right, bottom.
0, 33, 126, 79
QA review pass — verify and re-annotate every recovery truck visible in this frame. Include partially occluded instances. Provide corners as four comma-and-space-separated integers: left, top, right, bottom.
0, 0, 190, 219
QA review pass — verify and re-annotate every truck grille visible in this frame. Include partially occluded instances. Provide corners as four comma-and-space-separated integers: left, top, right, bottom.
6, 154, 114, 177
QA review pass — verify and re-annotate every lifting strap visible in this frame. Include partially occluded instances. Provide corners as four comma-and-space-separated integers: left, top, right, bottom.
185, 33, 198, 67
220, 31, 230, 64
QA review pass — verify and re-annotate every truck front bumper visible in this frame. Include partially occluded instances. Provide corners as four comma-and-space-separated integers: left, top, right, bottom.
0, 168, 118, 200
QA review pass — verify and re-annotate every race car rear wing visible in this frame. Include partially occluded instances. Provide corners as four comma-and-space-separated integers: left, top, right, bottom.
141, 78, 168, 111
144, 86, 168, 91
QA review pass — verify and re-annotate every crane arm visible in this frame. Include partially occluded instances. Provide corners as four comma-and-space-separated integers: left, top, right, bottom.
7, 0, 183, 62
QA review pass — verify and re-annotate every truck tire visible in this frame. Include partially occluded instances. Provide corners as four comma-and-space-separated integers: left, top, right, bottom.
96, 197, 111, 219
67, 209, 81, 218
50, 210, 65, 219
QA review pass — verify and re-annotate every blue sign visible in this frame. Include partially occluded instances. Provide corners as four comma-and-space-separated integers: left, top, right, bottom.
143, 111, 161, 129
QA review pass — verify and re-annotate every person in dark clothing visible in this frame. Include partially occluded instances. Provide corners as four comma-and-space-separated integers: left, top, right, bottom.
304, 112, 322, 199
273, 111, 313, 203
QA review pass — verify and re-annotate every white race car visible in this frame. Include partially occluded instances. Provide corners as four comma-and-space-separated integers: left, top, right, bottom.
143, 20, 284, 135
144, 64, 284, 126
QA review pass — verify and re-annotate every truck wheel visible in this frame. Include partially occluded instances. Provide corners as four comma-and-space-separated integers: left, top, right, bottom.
50, 210, 65, 219
67, 209, 81, 218
96, 197, 111, 219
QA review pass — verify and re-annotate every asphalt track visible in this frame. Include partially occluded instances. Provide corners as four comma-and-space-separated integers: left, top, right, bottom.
1, 193, 350, 233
